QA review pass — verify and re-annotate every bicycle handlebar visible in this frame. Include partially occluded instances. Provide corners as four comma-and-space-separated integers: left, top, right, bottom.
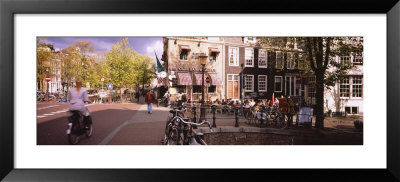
172, 116, 212, 129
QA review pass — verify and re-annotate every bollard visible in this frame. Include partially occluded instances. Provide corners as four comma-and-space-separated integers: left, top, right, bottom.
260, 105, 265, 128
235, 107, 239, 127
212, 105, 217, 128
192, 106, 197, 129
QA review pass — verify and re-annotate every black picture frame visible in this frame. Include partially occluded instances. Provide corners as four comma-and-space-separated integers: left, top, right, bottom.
1, 0, 399, 181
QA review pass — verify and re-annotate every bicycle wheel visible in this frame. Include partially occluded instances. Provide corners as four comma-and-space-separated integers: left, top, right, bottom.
276, 114, 287, 128
166, 127, 180, 145
85, 123, 93, 137
68, 122, 80, 145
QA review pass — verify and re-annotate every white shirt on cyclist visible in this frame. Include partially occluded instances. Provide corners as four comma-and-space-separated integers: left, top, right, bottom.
67, 87, 91, 116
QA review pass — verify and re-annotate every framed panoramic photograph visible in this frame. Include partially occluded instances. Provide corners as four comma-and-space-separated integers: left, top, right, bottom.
1, 0, 400, 181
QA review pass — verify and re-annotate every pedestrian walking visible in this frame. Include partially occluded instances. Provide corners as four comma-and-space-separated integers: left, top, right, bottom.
181, 93, 187, 106
164, 91, 170, 107
286, 96, 295, 129
145, 90, 155, 114
135, 91, 140, 103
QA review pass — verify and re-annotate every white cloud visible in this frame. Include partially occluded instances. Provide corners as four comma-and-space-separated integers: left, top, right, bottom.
146, 40, 163, 63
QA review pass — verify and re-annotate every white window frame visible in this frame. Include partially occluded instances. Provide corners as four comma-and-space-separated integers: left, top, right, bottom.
274, 76, 283, 92
245, 48, 254, 67
308, 76, 316, 98
258, 75, 267, 92
258, 49, 268, 68
339, 56, 351, 64
227, 74, 240, 99
287, 52, 295, 69
352, 53, 363, 65
351, 76, 363, 98
345, 106, 359, 114
229, 47, 239, 66
244, 75, 254, 92
276, 51, 283, 69
339, 76, 350, 98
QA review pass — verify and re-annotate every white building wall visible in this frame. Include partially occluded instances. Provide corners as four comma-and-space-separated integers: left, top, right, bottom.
323, 55, 363, 115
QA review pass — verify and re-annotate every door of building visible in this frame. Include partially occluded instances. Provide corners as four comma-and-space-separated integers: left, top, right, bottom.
285, 75, 300, 96
227, 74, 239, 99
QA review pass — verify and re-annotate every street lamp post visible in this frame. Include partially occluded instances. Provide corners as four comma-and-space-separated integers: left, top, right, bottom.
199, 53, 208, 122
46, 68, 49, 102
241, 63, 244, 104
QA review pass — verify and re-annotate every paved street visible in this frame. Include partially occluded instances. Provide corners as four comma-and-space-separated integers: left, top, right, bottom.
37, 97, 362, 145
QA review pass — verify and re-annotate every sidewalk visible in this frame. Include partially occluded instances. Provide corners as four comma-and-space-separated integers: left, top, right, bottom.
106, 103, 170, 145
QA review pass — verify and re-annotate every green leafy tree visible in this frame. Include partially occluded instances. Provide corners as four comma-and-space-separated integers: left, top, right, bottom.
105, 38, 138, 100
61, 45, 81, 91
75, 40, 94, 83
36, 38, 55, 91
132, 54, 156, 92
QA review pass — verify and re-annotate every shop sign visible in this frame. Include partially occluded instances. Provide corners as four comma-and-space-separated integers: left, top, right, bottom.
176, 67, 216, 72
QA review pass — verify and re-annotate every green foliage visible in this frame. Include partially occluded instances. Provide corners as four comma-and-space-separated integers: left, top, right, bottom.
105, 38, 137, 88
45, 37, 156, 91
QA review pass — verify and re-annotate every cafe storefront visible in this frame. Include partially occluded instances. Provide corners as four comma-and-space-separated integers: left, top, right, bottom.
168, 67, 223, 104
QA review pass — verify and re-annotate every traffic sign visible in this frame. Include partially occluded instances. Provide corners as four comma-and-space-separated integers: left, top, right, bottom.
205, 76, 211, 83
107, 83, 113, 90
45, 75, 51, 82
101, 77, 105, 82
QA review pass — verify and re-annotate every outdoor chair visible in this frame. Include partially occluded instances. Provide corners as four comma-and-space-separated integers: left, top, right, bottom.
296, 106, 313, 128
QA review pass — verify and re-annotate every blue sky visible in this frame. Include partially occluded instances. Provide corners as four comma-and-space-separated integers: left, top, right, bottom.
43, 37, 163, 62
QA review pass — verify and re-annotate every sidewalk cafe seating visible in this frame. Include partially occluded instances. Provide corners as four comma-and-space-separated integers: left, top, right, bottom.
296, 106, 313, 128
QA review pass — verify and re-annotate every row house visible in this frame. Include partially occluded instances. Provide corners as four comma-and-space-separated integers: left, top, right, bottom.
49, 50, 63, 93
162, 37, 363, 115
225, 37, 305, 103
37, 45, 63, 94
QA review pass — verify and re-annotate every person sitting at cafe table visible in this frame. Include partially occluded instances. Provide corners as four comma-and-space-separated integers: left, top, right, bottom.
221, 99, 226, 105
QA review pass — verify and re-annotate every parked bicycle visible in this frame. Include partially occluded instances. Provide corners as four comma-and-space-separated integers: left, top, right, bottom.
66, 110, 93, 144
247, 105, 287, 128
163, 107, 212, 145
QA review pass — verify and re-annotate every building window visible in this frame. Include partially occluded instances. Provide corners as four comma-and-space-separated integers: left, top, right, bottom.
353, 53, 363, 65
245, 48, 254, 67
258, 49, 267, 68
244, 75, 254, 92
209, 52, 217, 62
339, 77, 350, 97
229, 47, 239, 66
276, 51, 283, 69
227, 74, 240, 99
339, 56, 351, 64
352, 76, 363, 98
208, 85, 216, 93
193, 86, 202, 93
274, 76, 282, 92
176, 86, 187, 94
258, 75, 267, 92
345, 106, 359, 114
340, 76, 363, 98
180, 49, 189, 61
308, 77, 316, 98
287, 52, 295, 69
